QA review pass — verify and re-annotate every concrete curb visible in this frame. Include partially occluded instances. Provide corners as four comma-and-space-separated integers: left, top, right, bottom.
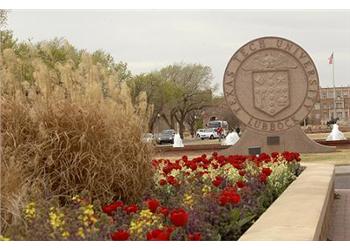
239, 163, 335, 241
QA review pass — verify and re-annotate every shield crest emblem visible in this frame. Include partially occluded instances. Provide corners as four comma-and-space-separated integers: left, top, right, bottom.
253, 70, 290, 116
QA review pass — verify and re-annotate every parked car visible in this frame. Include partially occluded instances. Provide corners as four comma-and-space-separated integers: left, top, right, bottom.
196, 129, 205, 138
142, 133, 154, 143
196, 128, 220, 140
156, 129, 175, 144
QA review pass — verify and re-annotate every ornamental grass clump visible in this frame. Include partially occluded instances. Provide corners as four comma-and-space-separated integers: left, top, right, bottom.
1, 48, 154, 234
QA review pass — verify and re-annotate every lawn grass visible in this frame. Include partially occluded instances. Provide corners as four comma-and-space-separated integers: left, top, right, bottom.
306, 131, 350, 140
301, 149, 350, 166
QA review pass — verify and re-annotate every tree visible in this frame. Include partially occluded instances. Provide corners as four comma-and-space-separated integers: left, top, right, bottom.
92, 50, 131, 82
0, 9, 8, 30
127, 72, 179, 133
0, 30, 17, 54
184, 110, 203, 137
159, 63, 214, 138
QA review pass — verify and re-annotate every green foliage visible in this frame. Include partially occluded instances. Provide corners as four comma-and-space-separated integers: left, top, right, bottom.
92, 50, 131, 81
127, 63, 214, 134
0, 33, 131, 93
0, 30, 17, 53
159, 63, 214, 136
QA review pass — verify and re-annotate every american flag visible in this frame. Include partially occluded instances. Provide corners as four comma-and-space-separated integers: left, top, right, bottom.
328, 53, 334, 64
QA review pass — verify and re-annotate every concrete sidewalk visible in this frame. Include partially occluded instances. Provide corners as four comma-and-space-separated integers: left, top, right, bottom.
335, 165, 350, 175
328, 189, 350, 241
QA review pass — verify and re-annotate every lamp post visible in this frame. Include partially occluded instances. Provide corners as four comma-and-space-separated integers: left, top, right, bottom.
157, 113, 160, 137
193, 115, 197, 138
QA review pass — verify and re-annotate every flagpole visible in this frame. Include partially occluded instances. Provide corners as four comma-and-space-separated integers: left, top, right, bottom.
333, 52, 336, 119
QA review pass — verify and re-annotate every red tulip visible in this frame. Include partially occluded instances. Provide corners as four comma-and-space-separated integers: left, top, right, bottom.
111, 230, 129, 241
170, 208, 189, 227
188, 232, 201, 241
123, 204, 138, 214
262, 167, 272, 176
238, 169, 246, 176
102, 200, 124, 216
159, 179, 167, 186
158, 206, 169, 217
166, 175, 178, 186
271, 152, 279, 159
258, 153, 271, 163
145, 199, 160, 213
147, 227, 174, 241
218, 187, 241, 206
282, 151, 300, 162
236, 180, 245, 188
259, 173, 268, 183
151, 159, 158, 168
212, 176, 224, 187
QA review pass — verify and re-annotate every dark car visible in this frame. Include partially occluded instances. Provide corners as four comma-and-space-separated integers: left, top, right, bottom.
156, 129, 175, 144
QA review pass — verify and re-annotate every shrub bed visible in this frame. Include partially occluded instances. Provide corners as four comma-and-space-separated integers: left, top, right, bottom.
1, 151, 302, 241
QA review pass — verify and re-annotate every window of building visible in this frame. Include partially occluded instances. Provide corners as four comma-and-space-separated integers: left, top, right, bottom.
336, 103, 343, 109
328, 90, 334, 98
336, 91, 341, 98
314, 103, 320, 110
323, 112, 329, 120
321, 92, 327, 99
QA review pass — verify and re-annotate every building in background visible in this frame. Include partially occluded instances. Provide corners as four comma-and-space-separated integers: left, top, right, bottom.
201, 86, 350, 129
308, 86, 350, 126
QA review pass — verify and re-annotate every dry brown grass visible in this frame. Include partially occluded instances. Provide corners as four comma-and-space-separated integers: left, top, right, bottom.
1, 50, 154, 234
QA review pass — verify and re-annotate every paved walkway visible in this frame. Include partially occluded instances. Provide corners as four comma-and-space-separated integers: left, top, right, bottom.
328, 166, 350, 241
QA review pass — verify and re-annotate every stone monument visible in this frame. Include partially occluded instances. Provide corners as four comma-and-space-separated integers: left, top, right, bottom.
221, 36, 335, 155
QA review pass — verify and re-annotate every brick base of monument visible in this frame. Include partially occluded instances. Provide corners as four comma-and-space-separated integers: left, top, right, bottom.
220, 126, 336, 155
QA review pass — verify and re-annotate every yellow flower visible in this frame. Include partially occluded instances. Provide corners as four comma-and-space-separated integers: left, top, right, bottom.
49, 207, 65, 230
0, 235, 10, 241
72, 195, 81, 202
129, 210, 163, 240
183, 193, 194, 208
83, 204, 94, 216
61, 231, 70, 239
90, 215, 98, 224
139, 209, 153, 218
202, 185, 211, 195
24, 202, 36, 220
79, 204, 97, 227
76, 227, 85, 239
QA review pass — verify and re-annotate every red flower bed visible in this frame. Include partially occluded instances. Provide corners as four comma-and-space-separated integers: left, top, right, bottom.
13, 151, 301, 241
99, 151, 301, 241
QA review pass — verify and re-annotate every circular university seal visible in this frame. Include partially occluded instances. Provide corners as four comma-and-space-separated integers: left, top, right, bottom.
223, 36, 319, 132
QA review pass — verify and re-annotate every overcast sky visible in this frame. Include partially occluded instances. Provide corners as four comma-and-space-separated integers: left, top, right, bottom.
6, 10, 350, 93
